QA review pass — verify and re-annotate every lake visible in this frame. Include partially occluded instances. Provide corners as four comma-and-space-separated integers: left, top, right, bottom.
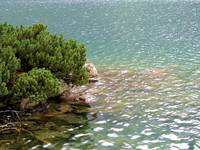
1, 0, 200, 149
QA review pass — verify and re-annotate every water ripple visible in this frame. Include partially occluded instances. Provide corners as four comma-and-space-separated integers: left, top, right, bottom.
1, 0, 200, 149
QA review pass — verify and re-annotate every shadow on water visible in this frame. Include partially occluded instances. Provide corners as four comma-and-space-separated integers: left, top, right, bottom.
0, 109, 97, 149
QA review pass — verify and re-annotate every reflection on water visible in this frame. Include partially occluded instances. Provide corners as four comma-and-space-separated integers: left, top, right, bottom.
1, 68, 200, 149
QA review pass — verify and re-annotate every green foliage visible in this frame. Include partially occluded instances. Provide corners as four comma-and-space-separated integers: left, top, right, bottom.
0, 23, 88, 84
0, 46, 20, 96
0, 63, 9, 96
71, 67, 89, 85
0, 22, 88, 107
13, 68, 60, 103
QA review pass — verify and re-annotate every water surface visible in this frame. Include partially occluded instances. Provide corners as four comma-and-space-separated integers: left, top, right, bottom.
1, 0, 200, 149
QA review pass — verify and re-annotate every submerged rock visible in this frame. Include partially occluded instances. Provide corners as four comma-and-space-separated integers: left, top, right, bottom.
143, 68, 168, 78
20, 98, 41, 111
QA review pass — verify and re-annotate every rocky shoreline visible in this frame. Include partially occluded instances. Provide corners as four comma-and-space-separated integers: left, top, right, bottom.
0, 63, 99, 116
0, 63, 99, 135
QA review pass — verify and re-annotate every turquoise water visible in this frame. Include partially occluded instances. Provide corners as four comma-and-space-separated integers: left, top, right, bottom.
2, 0, 200, 70
1, 0, 200, 149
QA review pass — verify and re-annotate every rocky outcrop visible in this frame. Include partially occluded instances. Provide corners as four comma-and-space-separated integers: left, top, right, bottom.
60, 90, 90, 106
18, 63, 99, 111
84, 63, 98, 78
84, 63, 99, 82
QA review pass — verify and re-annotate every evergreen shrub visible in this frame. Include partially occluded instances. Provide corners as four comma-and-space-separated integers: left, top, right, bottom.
0, 22, 88, 105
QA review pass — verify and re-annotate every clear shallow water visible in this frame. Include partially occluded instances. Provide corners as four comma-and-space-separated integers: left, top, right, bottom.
1, 0, 200, 149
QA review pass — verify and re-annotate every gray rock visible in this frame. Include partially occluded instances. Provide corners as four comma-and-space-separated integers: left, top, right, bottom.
84, 63, 98, 78
60, 90, 91, 106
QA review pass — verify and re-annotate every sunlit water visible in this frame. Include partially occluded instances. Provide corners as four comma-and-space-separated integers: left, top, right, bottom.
1, 0, 200, 149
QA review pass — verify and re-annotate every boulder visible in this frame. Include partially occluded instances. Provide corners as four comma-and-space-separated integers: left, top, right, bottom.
60, 90, 79, 102
60, 90, 90, 106
84, 63, 98, 78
